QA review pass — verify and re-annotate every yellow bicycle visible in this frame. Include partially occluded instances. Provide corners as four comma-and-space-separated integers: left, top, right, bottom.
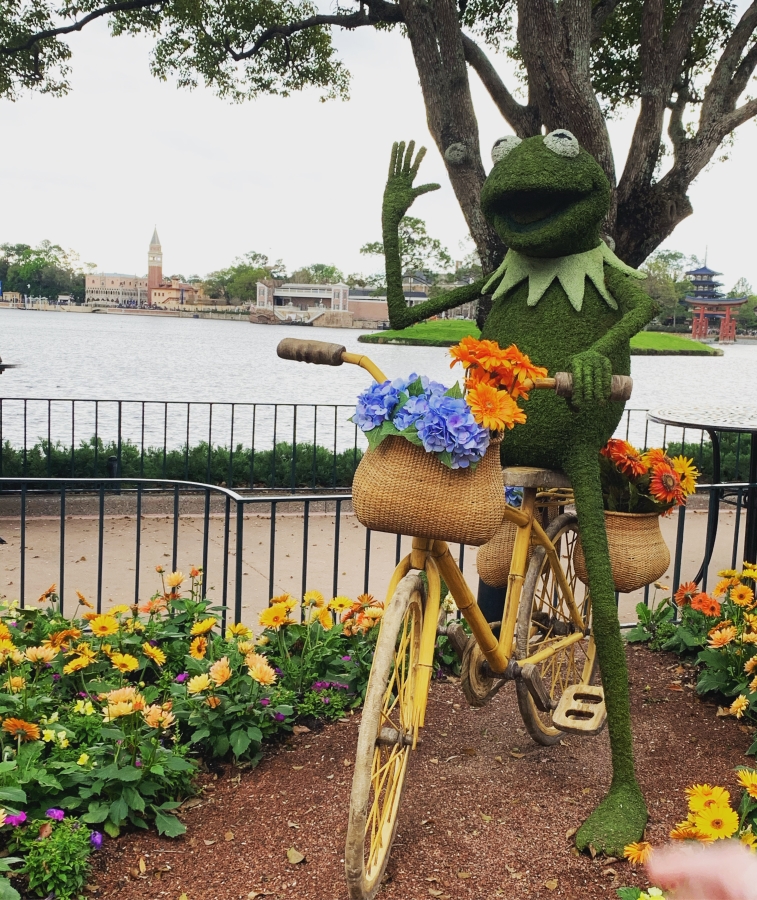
278, 337, 631, 900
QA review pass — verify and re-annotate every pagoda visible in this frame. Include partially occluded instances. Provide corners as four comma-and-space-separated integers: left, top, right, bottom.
682, 264, 748, 343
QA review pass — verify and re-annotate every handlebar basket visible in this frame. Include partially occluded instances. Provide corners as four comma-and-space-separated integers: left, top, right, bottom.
352, 435, 505, 546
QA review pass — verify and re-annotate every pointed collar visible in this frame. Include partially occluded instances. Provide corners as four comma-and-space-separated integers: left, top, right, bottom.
482, 241, 645, 312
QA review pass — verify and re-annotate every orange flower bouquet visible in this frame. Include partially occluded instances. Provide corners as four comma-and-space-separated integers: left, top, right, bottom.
352, 336, 545, 470
599, 439, 699, 515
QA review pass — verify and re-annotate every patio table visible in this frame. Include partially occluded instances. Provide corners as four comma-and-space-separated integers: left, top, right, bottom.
647, 407, 757, 582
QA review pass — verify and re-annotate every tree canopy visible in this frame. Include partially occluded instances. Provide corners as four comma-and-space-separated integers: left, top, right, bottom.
0, 241, 93, 301
3, 0, 757, 314
360, 216, 452, 277
4, 0, 757, 289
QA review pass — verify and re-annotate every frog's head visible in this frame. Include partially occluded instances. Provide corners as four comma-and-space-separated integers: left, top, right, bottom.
480, 130, 611, 258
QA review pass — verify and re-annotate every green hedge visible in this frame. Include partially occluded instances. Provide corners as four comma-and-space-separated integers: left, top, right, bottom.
666, 431, 752, 483
0, 437, 363, 489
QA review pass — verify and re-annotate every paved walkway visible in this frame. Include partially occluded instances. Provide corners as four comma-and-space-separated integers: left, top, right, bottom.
0, 498, 747, 626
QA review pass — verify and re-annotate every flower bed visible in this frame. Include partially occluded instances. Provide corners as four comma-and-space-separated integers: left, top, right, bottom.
0, 569, 386, 898
627, 562, 757, 741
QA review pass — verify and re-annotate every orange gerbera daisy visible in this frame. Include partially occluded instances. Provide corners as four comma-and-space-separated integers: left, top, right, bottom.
745, 656, 757, 675
2, 717, 40, 742
37, 584, 56, 603
649, 462, 684, 506
449, 335, 481, 370
691, 593, 721, 618
47, 627, 82, 649
601, 439, 647, 478
75, 591, 94, 610
674, 581, 699, 607
467, 382, 526, 431
708, 625, 738, 648
713, 578, 733, 598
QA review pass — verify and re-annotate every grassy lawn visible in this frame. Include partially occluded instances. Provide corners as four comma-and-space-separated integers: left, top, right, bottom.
359, 320, 722, 355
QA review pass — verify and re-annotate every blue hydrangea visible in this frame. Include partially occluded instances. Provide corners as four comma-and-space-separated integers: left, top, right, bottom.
354, 373, 490, 468
353, 374, 418, 432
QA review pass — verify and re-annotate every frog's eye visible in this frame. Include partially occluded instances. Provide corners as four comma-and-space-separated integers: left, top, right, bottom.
544, 129, 580, 158
491, 135, 522, 164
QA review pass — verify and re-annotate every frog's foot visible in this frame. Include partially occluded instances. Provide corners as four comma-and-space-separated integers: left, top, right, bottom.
575, 781, 647, 857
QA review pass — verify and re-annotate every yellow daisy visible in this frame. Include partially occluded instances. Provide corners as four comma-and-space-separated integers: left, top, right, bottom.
142, 643, 166, 665
190, 617, 217, 636
694, 803, 739, 841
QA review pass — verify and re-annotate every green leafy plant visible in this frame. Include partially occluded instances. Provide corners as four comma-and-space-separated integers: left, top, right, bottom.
14, 817, 93, 900
626, 596, 676, 651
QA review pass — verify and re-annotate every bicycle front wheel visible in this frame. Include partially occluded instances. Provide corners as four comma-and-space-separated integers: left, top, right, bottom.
515, 512, 597, 745
345, 573, 425, 900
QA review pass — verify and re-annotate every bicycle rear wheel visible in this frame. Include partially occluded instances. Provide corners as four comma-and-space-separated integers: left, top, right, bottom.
345, 573, 425, 900
515, 512, 597, 745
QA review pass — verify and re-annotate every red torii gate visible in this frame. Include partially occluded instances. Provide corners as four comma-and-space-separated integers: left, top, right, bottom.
684, 265, 747, 344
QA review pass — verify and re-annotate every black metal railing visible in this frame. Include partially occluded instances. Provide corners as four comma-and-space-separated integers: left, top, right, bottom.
1, 476, 754, 629
0, 399, 753, 490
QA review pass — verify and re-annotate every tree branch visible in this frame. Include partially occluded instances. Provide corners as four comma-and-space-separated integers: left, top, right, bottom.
0, 0, 167, 55
460, 33, 540, 136
590, 0, 622, 41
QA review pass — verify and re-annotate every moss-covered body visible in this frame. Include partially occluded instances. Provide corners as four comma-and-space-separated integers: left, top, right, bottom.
482, 276, 628, 469
381, 134, 657, 855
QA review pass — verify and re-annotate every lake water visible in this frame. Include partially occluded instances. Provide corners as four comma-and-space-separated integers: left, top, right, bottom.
1, 308, 755, 452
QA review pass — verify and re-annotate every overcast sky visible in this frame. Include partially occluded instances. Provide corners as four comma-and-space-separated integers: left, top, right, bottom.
1, 21, 756, 290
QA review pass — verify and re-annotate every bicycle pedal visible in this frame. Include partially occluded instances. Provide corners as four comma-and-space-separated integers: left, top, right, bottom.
552, 685, 607, 736
519, 663, 554, 713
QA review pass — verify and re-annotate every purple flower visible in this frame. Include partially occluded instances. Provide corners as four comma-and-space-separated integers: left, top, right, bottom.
274, 667, 282, 675
175, 673, 189, 683
90, 831, 103, 850
341, 655, 352, 662
9, 622, 16, 628
393, 394, 430, 431
5, 813, 26, 827
273, 712, 286, 722
321, 696, 331, 704
149, 639, 158, 647
259, 697, 271, 707
52, 673, 61, 682
135, 759, 142, 767
78, 691, 88, 698
45, 809, 65, 821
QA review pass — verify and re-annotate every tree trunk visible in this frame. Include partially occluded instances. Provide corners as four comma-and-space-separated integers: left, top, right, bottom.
398, 0, 505, 275
615, 182, 694, 268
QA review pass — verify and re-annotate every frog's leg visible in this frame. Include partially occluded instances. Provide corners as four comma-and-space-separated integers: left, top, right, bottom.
563, 443, 648, 855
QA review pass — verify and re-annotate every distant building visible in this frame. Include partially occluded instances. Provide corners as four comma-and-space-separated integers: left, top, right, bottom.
85, 228, 204, 308
85, 273, 148, 306
682, 264, 747, 343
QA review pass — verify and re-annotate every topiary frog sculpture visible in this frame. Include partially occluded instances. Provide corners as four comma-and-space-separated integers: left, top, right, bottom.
380, 133, 657, 855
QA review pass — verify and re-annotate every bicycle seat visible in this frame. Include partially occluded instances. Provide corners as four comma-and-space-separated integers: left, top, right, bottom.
502, 466, 572, 489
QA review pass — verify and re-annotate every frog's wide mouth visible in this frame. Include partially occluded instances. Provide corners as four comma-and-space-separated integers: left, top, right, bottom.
493, 188, 589, 233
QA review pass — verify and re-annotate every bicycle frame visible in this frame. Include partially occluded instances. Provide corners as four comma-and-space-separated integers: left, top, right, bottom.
384, 485, 588, 731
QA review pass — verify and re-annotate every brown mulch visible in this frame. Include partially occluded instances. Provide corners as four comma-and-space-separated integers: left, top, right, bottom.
90, 646, 754, 900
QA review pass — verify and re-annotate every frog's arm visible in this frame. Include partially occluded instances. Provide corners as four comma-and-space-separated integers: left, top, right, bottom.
570, 265, 658, 407
380, 140, 487, 329
385, 264, 486, 329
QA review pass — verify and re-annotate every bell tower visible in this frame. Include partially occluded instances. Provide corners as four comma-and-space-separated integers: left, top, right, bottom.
147, 227, 163, 301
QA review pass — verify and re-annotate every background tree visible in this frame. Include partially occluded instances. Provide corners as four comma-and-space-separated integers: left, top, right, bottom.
640, 248, 698, 325
5, 0, 757, 320
0, 240, 93, 302
361, 216, 452, 278
202, 251, 284, 303
288, 263, 345, 284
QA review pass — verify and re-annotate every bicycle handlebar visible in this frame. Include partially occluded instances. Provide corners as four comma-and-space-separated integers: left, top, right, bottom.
276, 338, 633, 402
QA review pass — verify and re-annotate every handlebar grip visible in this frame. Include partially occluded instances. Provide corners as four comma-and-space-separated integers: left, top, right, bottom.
553, 372, 633, 403
277, 338, 347, 366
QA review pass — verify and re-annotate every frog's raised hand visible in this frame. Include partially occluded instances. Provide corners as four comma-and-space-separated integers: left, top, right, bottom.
382, 141, 440, 225
382, 140, 485, 330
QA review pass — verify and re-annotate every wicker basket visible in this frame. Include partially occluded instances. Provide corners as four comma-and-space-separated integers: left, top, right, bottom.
476, 493, 567, 587
352, 435, 504, 546
574, 510, 670, 594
